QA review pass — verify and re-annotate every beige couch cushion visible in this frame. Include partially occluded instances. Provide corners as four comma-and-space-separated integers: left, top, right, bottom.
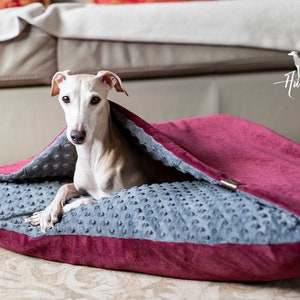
58, 39, 292, 79
0, 26, 56, 87
20, 2, 300, 51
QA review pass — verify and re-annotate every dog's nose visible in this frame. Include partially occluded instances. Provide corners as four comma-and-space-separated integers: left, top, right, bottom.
70, 130, 86, 144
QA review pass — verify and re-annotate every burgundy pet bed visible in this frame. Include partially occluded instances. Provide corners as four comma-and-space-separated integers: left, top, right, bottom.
0, 102, 300, 282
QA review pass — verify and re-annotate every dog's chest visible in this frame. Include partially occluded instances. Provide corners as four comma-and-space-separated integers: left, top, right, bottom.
73, 165, 115, 200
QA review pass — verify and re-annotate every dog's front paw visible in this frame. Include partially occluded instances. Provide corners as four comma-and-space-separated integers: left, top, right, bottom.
25, 205, 62, 233
40, 210, 60, 233
24, 211, 43, 226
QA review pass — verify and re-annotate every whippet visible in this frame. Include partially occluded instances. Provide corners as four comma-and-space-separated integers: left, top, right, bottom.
25, 70, 190, 232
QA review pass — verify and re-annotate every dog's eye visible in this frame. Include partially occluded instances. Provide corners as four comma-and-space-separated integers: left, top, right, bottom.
90, 96, 101, 105
62, 96, 70, 103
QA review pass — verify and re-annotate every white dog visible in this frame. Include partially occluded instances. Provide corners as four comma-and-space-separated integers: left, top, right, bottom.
25, 71, 189, 232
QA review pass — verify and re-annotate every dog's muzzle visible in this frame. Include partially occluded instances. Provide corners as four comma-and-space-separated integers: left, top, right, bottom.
70, 130, 86, 145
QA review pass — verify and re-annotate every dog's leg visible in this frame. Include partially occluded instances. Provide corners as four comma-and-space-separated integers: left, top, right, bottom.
62, 197, 94, 213
25, 183, 86, 232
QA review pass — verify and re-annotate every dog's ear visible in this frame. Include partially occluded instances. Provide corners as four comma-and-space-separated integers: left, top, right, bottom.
96, 71, 129, 96
51, 70, 72, 97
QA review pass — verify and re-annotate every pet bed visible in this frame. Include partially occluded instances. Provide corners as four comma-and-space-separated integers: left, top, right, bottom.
0, 102, 300, 282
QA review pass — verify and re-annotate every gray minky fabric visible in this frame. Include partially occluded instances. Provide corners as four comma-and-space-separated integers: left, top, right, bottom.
0, 132, 76, 182
1, 179, 300, 245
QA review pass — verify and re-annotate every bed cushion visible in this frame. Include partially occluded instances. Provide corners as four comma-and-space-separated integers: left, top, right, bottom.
0, 103, 300, 281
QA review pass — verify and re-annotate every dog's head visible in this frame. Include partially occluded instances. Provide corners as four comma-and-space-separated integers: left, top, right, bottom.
51, 70, 128, 145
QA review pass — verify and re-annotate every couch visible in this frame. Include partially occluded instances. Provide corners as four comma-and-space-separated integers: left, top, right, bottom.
1, 0, 300, 298
1, 0, 300, 165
